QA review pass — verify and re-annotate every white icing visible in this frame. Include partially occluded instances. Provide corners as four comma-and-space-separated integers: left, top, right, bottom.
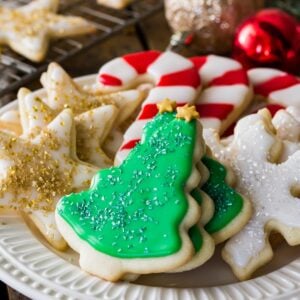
205, 114, 300, 268
0, 110, 20, 123
115, 149, 131, 166
148, 51, 193, 79
144, 86, 196, 106
196, 85, 249, 106
247, 68, 285, 85
199, 55, 241, 85
269, 84, 300, 106
99, 57, 138, 86
273, 108, 300, 142
194, 55, 251, 133
272, 107, 300, 162
123, 120, 148, 141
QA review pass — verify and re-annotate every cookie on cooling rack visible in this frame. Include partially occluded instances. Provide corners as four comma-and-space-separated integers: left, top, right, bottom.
0, 0, 96, 62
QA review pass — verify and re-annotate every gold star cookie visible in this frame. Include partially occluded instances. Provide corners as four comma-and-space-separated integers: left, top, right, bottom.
40, 62, 144, 121
176, 104, 199, 122
0, 0, 96, 62
40, 62, 144, 157
0, 109, 98, 250
18, 87, 118, 168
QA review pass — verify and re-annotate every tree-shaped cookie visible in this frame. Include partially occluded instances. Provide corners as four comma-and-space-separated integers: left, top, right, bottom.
201, 156, 252, 244
56, 105, 214, 281
205, 109, 300, 280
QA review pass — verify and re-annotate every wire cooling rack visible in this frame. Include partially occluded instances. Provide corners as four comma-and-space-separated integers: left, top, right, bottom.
0, 0, 163, 100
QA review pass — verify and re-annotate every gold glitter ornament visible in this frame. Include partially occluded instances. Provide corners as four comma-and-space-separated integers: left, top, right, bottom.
165, 0, 264, 54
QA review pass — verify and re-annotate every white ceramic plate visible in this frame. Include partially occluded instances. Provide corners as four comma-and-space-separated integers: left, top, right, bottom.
1, 76, 300, 300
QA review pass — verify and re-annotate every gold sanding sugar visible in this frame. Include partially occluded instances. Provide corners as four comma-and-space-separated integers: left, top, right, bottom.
0, 131, 74, 212
56, 91, 123, 115
0, 7, 84, 36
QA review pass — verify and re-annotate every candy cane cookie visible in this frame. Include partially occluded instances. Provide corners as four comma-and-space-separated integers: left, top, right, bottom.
248, 68, 300, 115
98, 51, 201, 164
191, 55, 253, 134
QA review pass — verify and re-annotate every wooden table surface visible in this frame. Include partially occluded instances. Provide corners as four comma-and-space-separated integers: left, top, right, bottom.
0, 10, 173, 300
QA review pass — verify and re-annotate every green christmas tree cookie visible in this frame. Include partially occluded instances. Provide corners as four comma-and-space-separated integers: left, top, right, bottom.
56, 103, 214, 281
201, 156, 252, 244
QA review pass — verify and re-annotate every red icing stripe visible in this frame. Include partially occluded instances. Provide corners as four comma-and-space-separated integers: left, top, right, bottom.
209, 69, 249, 86
254, 75, 300, 97
138, 104, 159, 120
99, 74, 122, 86
158, 68, 200, 88
121, 139, 140, 150
265, 103, 285, 116
123, 51, 161, 74
190, 56, 208, 70
196, 103, 234, 120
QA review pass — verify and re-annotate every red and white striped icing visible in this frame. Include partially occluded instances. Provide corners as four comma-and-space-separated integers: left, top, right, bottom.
98, 50, 201, 164
191, 55, 252, 134
248, 68, 300, 116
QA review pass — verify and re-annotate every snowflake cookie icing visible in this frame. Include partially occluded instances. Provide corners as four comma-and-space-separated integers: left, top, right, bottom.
204, 109, 300, 280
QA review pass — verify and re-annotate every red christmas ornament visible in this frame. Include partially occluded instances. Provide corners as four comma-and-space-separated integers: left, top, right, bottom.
232, 9, 300, 74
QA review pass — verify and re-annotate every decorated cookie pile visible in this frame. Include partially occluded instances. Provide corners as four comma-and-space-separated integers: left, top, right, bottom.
1, 50, 300, 282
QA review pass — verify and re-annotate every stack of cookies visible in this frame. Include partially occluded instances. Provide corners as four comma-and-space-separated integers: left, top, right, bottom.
1, 50, 300, 282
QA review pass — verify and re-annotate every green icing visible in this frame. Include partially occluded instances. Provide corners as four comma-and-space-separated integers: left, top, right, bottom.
191, 188, 202, 205
202, 156, 244, 234
189, 226, 203, 252
57, 112, 200, 258
139, 112, 204, 253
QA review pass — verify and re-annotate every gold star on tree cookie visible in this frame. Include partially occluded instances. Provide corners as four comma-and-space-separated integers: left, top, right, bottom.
157, 98, 177, 113
176, 104, 199, 122
0, 109, 98, 250
0, 0, 96, 62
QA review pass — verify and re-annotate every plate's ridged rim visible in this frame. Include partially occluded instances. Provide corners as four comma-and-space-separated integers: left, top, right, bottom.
1, 76, 300, 300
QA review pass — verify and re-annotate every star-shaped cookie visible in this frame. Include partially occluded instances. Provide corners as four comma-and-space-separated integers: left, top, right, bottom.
0, 109, 98, 250
40, 62, 144, 156
18, 87, 118, 168
0, 0, 96, 62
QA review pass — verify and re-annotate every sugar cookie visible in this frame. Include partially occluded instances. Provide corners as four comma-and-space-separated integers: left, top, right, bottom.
41, 62, 144, 157
0, 0, 95, 62
272, 106, 300, 161
97, 50, 201, 164
56, 106, 214, 281
201, 156, 252, 244
18, 87, 118, 168
0, 109, 97, 250
248, 68, 300, 115
97, 0, 133, 9
205, 110, 300, 280
191, 55, 253, 134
